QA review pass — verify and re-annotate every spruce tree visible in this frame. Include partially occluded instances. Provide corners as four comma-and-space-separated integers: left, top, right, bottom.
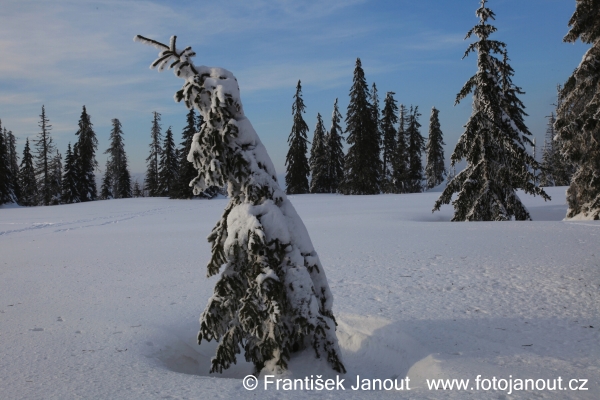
4, 128, 21, 203
172, 109, 199, 198
433, 0, 548, 221
48, 150, 62, 205
145, 111, 162, 196
540, 112, 559, 187
425, 107, 446, 189
34, 105, 56, 206
309, 113, 329, 193
381, 92, 398, 193
62, 143, 80, 204
406, 106, 425, 193
285, 80, 310, 194
0, 122, 17, 205
554, 0, 600, 219
390, 104, 409, 193
103, 118, 132, 199
19, 138, 37, 206
158, 126, 178, 196
136, 34, 345, 375
370, 82, 381, 151
325, 98, 345, 193
340, 58, 380, 195
74, 106, 98, 202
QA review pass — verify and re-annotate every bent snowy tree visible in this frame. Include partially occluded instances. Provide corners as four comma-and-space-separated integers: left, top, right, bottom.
135, 35, 346, 375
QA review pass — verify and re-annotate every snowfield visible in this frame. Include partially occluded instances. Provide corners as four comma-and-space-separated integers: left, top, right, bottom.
0, 186, 598, 399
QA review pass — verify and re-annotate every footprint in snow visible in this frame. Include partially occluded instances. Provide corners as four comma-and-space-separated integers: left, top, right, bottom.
57, 317, 64, 322
30, 328, 44, 332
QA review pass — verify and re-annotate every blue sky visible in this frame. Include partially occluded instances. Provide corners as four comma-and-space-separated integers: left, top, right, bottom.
0, 0, 589, 178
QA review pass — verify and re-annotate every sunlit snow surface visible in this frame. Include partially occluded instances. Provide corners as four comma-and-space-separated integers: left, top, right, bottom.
0, 187, 598, 399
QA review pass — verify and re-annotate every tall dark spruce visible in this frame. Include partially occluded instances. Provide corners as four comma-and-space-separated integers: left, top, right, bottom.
34, 105, 55, 206
19, 138, 37, 206
555, 0, 600, 219
48, 149, 62, 205
340, 58, 380, 195
102, 118, 132, 199
381, 92, 398, 193
390, 104, 409, 193
433, 0, 548, 221
325, 98, 345, 193
4, 127, 21, 203
309, 113, 329, 193
425, 107, 446, 189
135, 35, 345, 375
62, 143, 80, 204
172, 109, 199, 198
74, 106, 98, 202
406, 106, 425, 193
0, 121, 17, 205
145, 111, 162, 197
285, 80, 310, 194
158, 126, 178, 196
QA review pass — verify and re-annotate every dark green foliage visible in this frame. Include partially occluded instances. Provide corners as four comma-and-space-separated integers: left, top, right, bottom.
145, 111, 162, 197
340, 58, 381, 195
34, 105, 55, 206
381, 92, 398, 193
325, 98, 345, 193
285, 80, 310, 194
158, 126, 178, 196
102, 118, 132, 199
19, 138, 37, 206
48, 150, 62, 205
425, 107, 446, 189
74, 106, 98, 202
555, 0, 600, 219
406, 106, 425, 193
0, 121, 17, 205
4, 127, 21, 203
433, 0, 548, 221
390, 104, 409, 193
309, 113, 329, 193
171, 109, 200, 199
62, 144, 80, 204
540, 110, 573, 187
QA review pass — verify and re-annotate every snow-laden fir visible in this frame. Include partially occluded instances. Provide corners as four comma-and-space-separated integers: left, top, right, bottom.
134, 35, 345, 375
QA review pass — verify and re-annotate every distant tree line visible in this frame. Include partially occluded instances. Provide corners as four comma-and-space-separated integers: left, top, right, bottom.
0, 106, 217, 207
285, 61, 446, 197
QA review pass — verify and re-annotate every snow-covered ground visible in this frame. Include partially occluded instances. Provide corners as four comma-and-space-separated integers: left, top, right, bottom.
1, 187, 598, 399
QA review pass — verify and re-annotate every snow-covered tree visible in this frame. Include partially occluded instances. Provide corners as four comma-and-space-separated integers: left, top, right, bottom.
74, 106, 98, 202
62, 143, 80, 204
340, 58, 380, 195
145, 111, 162, 197
406, 106, 425, 193
425, 107, 446, 189
390, 104, 409, 193
172, 109, 199, 198
554, 0, 600, 219
34, 105, 56, 206
0, 121, 17, 205
309, 113, 329, 193
103, 118, 131, 199
325, 98, 345, 193
158, 126, 178, 196
48, 149, 62, 205
381, 92, 398, 193
19, 138, 37, 206
136, 35, 345, 375
285, 80, 310, 194
433, 0, 548, 221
